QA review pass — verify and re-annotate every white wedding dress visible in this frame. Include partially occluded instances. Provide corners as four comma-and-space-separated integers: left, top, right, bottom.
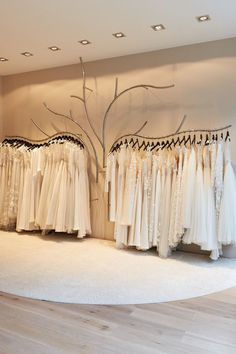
105, 138, 236, 260
0, 140, 91, 237
218, 142, 236, 245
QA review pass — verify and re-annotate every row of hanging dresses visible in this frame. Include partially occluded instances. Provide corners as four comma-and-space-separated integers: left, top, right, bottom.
105, 140, 236, 260
0, 140, 91, 237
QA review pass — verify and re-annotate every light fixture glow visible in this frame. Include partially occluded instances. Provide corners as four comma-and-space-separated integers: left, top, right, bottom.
79, 40, 91, 45
197, 15, 210, 22
21, 52, 33, 57
48, 46, 61, 51
151, 24, 165, 31
0, 57, 8, 62
113, 32, 125, 38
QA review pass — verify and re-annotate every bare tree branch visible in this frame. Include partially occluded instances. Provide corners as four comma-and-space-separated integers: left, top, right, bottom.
31, 119, 51, 137
43, 102, 71, 120
85, 86, 93, 92
174, 114, 187, 134
70, 95, 85, 103
101, 82, 175, 166
114, 78, 118, 99
69, 110, 99, 182
133, 121, 148, 135
79, 57, 103, 148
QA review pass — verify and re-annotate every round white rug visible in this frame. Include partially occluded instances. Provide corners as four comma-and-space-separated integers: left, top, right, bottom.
0, 231, 236, 304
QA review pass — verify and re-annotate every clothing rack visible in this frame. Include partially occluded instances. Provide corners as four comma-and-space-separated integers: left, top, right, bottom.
0, 133, 91, 236
3, 132, 85, 149
106, 122, 236, 260
109, 124, 232, 153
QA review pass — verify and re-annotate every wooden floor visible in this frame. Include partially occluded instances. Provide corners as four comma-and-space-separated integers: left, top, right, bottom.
0, 289, 236, 354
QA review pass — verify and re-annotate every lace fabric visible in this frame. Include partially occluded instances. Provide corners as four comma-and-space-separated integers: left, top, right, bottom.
0, 142, 91, 236
105, 141, 236, 260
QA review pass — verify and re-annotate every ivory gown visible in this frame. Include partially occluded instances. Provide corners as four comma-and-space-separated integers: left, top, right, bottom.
105, 140, 236, 260
0, 141, 91, 237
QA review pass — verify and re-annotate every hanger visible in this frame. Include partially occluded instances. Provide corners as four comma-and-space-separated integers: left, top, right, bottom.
160, 139, 169, 150
174, 136, 181, 147
150, 141, 155, 150
225, 130, 230, 142
111, 144, 116, 153
144, 141, 151, 151
150, 140, 159, 151
166, 137, 175, 149
184, 134, 191, 146
129, 137, 134, 146
191, 134, 196, 145
179, 135, 186, 146
197, 134, 203, 145
132, 138, 139, 149
138, 140, 146, 151
205, 133, 209, 146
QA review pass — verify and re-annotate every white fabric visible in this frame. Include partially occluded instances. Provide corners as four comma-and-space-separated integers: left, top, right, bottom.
202, 146, 219, 260
0, 141, 91, 237
183, 146, 207, 245
105, 141, 236, 260
218, 142, 236, 245
105, 153, 117, 222
182, 148, 196, 229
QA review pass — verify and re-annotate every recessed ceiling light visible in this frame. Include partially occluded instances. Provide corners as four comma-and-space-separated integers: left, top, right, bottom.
151, 24, 165, 31
197, 15, 210, 22
21, 52, 33, 57
79, 40, 91, 45
0, 57, 8, 62
48, 46, 61, 51
113, 32, 125, 38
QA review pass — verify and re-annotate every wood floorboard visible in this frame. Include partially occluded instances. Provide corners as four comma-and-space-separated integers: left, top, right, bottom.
0, 288, 235, 354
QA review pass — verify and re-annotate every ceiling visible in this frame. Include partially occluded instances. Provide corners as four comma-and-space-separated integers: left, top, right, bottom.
0, 0, 236, 76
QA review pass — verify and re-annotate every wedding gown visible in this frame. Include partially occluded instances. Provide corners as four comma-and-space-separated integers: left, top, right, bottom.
114, 147, 128, 247
159, 153, 172, 258
0, 140, 91, 236
105, 137, 236, 260
218, 142, 236, 245
183, 146, 208, 245
201, 146, 219, 260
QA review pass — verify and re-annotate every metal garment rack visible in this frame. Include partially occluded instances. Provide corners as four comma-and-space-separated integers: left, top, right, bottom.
3, 132, 100, 205
109, 124, 232, 152
4, 131, 87, 149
